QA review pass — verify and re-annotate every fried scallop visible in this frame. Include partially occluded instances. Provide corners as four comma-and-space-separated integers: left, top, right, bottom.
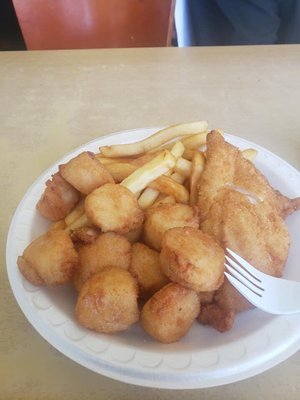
160, 227, 224, 292
141, 283, 200, 343
37, 172, 81, 221
59, 151, 114, 195
129, 243, 169, 299
143, 203, 199, 251
17, 229, 78, 286
73, 232, 131, 291
70, 226, 100, 244
85, 183, 144, 234
76, 267, 139, 333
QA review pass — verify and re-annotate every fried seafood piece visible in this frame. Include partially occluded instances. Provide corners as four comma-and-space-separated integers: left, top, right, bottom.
141, 283, 200, 343
198, 301, 235, 333
73, 232, 131, 291
202, 190, 290, 278
197, 130, 300, 222
17, 229, 78, 286
85, 183, 144, 234
196, 131, 300, 331
197, 290, 215, 305
70, 226, 100, 244
76, 268, 139, 333
160, 227, 224, 292
37, 172, 81, 221
59, 151, 114, 195
129, 243, 169, 299
143, 203, 199, 251
198, 190, 289, 331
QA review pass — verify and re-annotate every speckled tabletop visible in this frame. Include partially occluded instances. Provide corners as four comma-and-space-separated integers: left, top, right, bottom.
1, 46, 300, 399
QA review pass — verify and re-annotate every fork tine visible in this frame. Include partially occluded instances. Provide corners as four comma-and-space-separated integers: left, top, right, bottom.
224, 255, 263, 288
226, 248, 264, 282
224, 272, 263, 308
225, 263, 263, 295
225, 249, 300, 315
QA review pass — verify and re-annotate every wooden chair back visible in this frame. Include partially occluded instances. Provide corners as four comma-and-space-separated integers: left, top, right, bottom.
12, 0, 175, 50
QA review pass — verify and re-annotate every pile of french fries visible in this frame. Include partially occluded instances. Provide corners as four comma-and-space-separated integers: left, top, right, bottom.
59, 121, 257, 233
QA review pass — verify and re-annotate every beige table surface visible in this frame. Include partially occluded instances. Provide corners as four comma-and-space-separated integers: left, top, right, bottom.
1, 45, 300, 400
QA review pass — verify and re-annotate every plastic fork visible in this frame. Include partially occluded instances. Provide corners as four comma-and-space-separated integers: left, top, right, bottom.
224, 248, 300, 315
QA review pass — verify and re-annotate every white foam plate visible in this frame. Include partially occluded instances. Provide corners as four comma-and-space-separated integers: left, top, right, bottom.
6, 127, 300, 389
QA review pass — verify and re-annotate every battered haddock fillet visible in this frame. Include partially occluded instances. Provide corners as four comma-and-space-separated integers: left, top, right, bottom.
197, 131, 300, 332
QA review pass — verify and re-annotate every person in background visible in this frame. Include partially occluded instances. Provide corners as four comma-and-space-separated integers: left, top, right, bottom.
188, 0, 300, 45
0, 0, 25, 50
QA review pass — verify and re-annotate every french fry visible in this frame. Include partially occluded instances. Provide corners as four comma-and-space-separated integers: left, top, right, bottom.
120, 150, 176, 193
181, 132, 208, 149
183, 148, 207, 160
150, 131, 215, 154
169, 140, 185, 159
134, 190, 142, 198
94, 155, 138, 165
137, 172, 185, 209
190, 152, 206, 206
182, 129, 223, 150
105, 163, 137, 182
96, 150, 161, 166
183, 149, 197, 161
170, 172, 185, 184
64, 199, 85, 226
174, 157, 192, 177
99, 151, 164, 182
139, 169, 185, 209
137, 141, 185, 208
152, 194, 176, 207
64, 213, 90, 234
151, 133, 208, 155
100, 121, 208, 157
242, 148, 258, 162
148, 175, 189, 204
131, 151, 162, 167
138, 187, 160, 209
149, 141, 186, 171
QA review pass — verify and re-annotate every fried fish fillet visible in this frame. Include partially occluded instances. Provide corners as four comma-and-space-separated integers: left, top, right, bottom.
197, 131, 300, 332
198, 131, 300, 222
